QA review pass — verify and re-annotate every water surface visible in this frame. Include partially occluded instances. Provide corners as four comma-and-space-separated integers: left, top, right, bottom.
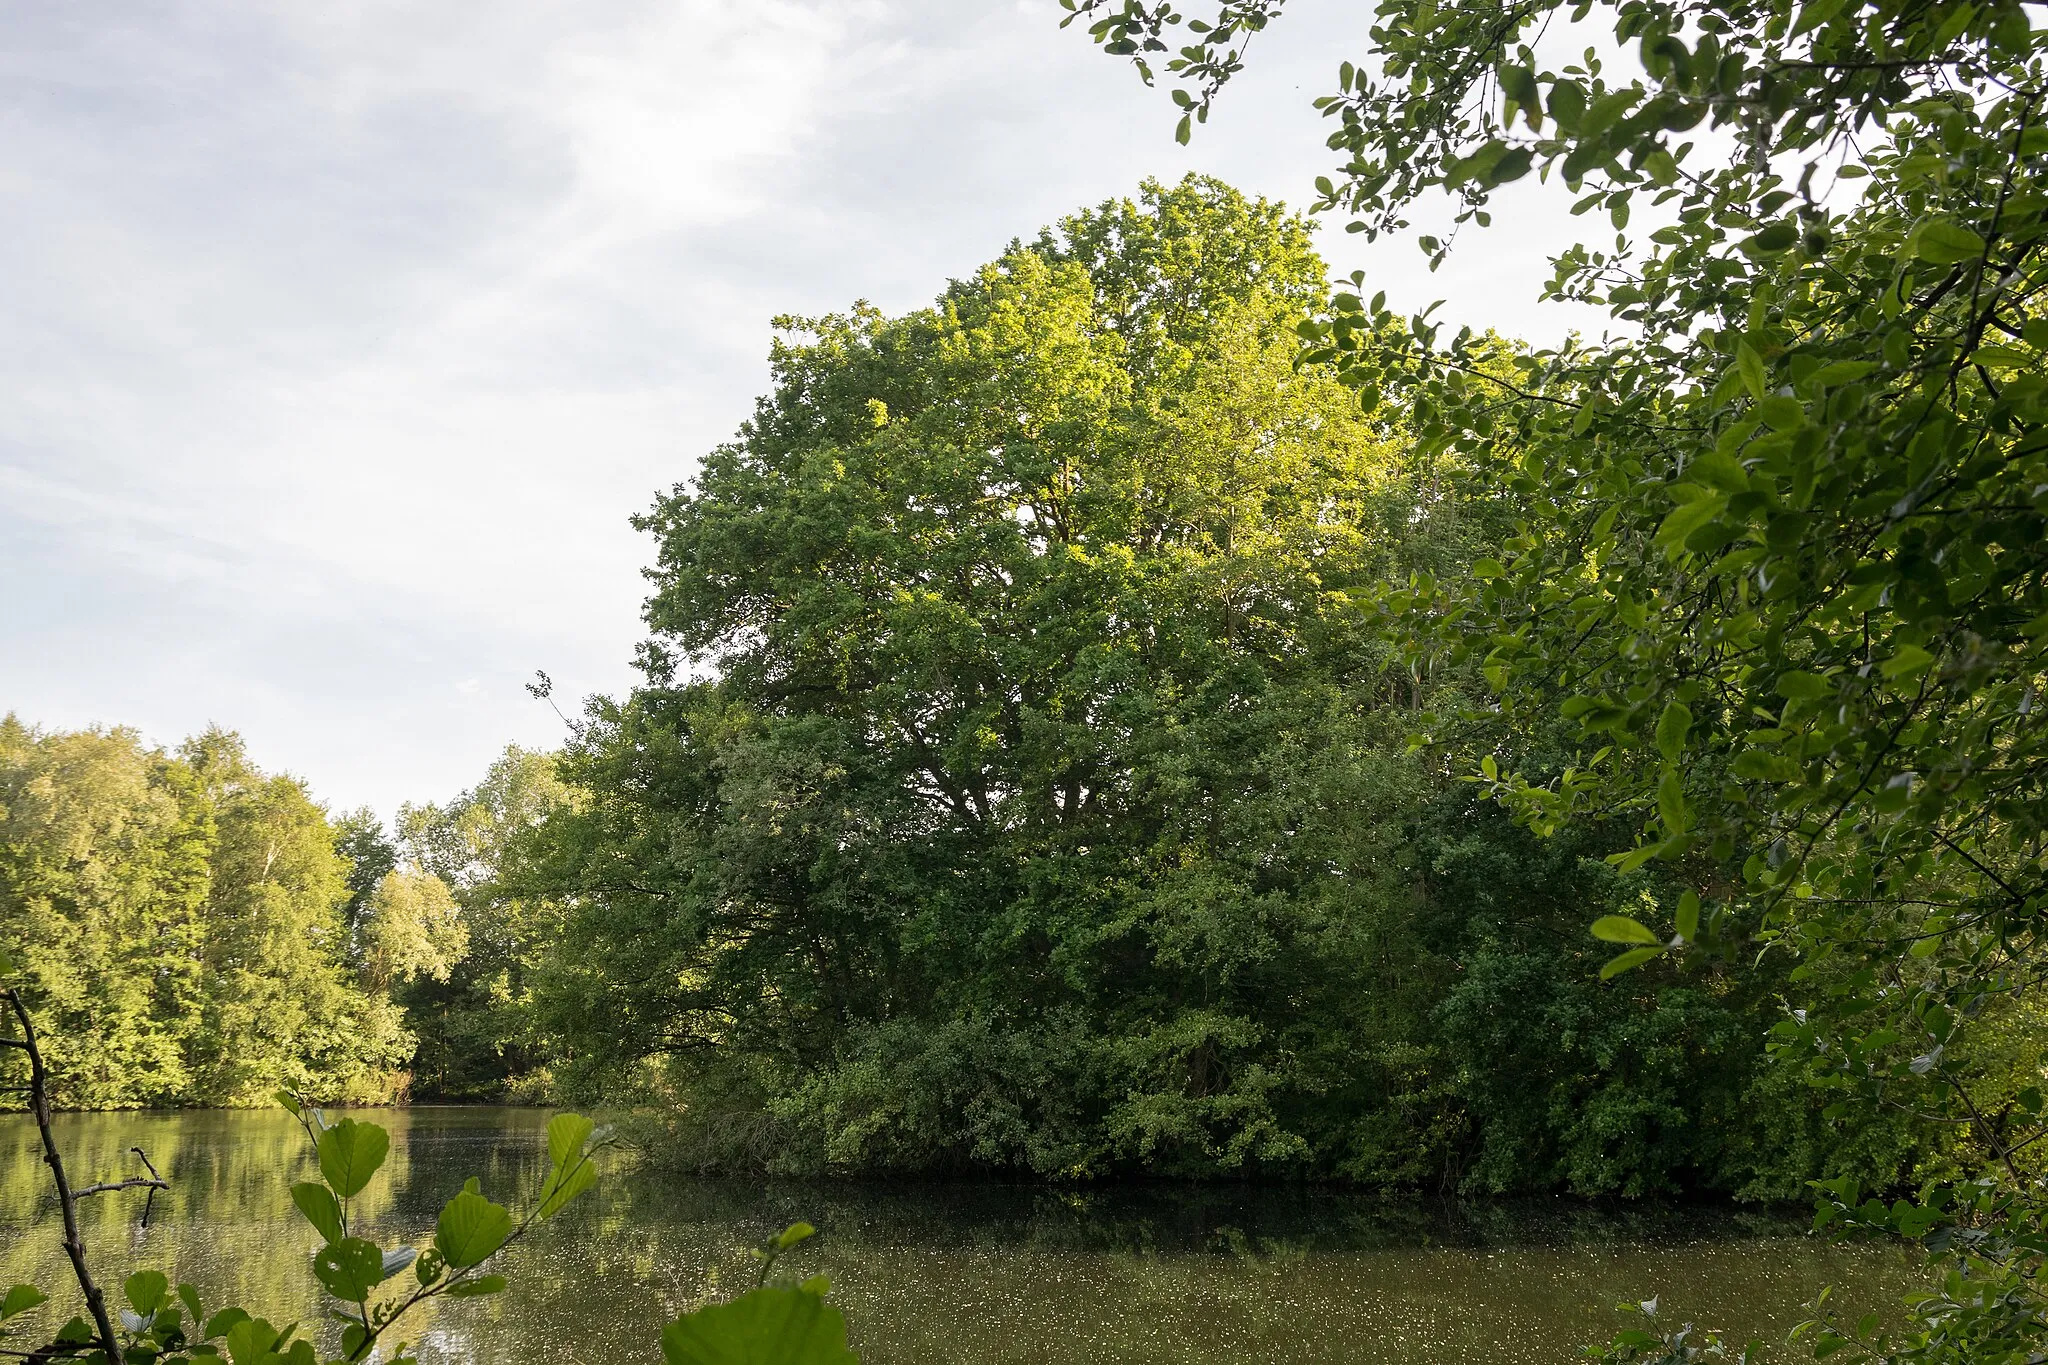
1, 1108, 1921, 1363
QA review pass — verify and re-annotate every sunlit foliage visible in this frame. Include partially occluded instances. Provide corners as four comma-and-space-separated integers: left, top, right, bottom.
1069, 0, 2048, 1357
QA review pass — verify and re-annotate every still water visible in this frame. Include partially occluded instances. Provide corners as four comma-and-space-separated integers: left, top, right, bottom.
3, 1108, 1920, 1363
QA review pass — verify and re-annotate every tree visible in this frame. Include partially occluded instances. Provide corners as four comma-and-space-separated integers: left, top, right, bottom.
527, 176, 1871, 1189
0, 718, 207, 1107
529, 177, 1418, 1174
1067, 0, 2047, 1358
395, 745, 567, 1100
332, 807, 397, 943
0, 718, 414, 1109
354, 870, 467, 996
177, 729, 412, 1106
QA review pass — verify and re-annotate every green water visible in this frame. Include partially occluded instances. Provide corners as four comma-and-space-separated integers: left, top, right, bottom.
2, 1108, 1921, 1363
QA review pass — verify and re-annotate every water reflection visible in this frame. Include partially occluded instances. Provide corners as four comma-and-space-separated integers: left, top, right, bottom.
1, 1110, 1919, 1364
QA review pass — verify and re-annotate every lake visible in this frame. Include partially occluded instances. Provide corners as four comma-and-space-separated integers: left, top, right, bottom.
2, 1108, 1921, 1363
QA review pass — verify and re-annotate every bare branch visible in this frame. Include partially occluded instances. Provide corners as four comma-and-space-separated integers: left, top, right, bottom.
2, 987, 128, 1365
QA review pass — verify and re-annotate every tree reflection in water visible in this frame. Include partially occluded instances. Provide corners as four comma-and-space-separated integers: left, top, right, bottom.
1, 1109, 1919, 1364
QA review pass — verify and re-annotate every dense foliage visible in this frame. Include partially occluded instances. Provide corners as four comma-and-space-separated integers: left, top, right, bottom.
392, 746, 567, 1101
0, 720, 414, 1107
1067, 0, 2048, 1358
509, 177, 1935, 1197
0, 719, 571, 1110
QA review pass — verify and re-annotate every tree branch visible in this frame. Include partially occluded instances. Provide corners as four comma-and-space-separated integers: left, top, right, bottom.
1, 987, 126, 1365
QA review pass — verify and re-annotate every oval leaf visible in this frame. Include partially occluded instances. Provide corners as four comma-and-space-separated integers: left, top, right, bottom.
317, 1119, 390, 1201
311, 1238, 383, 1305
1601, 945, 1668, 979
660, 1286, 858, 1365
535, 1158, 597, 1221
1, 1285, 47, 1321
435, 1190, 513, 1270
1654, 701, 1692, 762
1914, 219, 1986, 265
124, 1270, 169, 1316
546, 1112, 595, 1171
444, 1275, 507, 1299
290, 1182, 345, 1245
1592, 915, 1661, 945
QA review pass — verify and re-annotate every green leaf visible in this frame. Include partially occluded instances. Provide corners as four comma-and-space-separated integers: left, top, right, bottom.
178, 1283, 203, 1325
222, 1317, 287, 1365
1655, 495, 1725, 551
0, 1285, 46, 1321
204, 1307, 251, 1341
1776, 671, 1831, 700
317, 1119, 389, 1201
1756, 395, 1805, 430
1592, 915, 1661, 945
1579, 88, 1639, 139
1880, 645, 1935, 679
1735, 339, 1767, 401
535, 1157, 597, 1221
1810, 359, 1876, 386
1675, 891, 1701, 942
1967, 345, 2032, 369
1913, 219, 1986, 265
1654, 701, 1692, 763
1601, 945, 1668, 979
1689, 450, 1749, 491
660, 1286, 859, 1365
1743, 222, 1798, 254
434, 1190, 513, 1269
444, 1275, 507, 1299
774, 1222, 818, 1251
125, 1271, 169, 1316
1484, 145, 1534, 186
1445, 140, 1509, 189
1657, 770, 1692, 833
1607, 843, 1662, 875
311, 1238, 383, 1305
1547, 80, 1587, 130
546, 1112, 595, 1170
290, 1183, 345, 1245
1498, 64, 1539, 110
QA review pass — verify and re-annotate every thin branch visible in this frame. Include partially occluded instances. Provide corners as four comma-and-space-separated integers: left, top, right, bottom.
1, 988, 126, 1365
74, 1177, 170, 1199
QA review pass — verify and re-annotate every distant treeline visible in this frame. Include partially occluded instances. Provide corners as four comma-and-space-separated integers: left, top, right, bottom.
0, 718, 550, 1109
5, 179, 2025, 1197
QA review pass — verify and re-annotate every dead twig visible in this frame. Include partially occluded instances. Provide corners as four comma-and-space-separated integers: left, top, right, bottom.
2, 986, 129, 1365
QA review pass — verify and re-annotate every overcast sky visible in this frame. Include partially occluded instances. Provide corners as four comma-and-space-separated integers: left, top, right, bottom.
1, 1, 1602, 818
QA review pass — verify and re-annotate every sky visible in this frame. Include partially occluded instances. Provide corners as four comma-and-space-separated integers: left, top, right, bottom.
0, 0, 1606, 818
